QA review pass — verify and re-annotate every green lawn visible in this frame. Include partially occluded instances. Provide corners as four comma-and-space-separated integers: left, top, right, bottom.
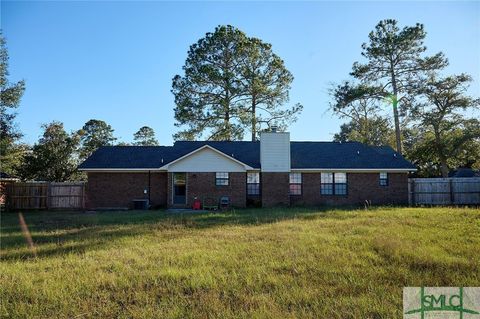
1, 207, 479, 318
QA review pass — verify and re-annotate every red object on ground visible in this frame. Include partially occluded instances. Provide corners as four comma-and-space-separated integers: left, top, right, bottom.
192, 198, 201, 210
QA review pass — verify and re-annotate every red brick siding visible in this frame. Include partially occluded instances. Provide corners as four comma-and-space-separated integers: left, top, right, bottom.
261, 172, 290, 207
86, 172, 167, 209
167, 172, 173, 207
179, 172, 246, 208
290, 172, 408, 206
86, 171, 408, 209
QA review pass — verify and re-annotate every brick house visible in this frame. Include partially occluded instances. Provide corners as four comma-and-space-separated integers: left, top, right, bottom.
78, 131, 416, 209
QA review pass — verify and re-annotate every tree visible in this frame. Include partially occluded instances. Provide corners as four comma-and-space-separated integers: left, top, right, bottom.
172, 25, 247, 141
19, 122, 80, 181
172, 25, 301, 141
351, 19, 448, 153
409, 73, 480, 177
333, 118, 393, 146
0, 31, 26, 175
405, 123, 480, 177
330, 81, 393, 146
0, 143, 29, 175
133, 126, 159, 146
240, 37, 302, 141
78, 119, 116, 160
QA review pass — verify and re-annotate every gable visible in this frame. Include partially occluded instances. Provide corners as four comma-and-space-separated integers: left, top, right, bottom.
166, 147, 248, 172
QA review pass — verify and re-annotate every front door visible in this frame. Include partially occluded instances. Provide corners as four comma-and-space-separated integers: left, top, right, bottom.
173, 173, 186, 205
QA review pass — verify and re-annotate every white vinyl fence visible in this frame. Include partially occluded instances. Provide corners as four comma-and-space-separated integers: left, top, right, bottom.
409, 177, 480, 205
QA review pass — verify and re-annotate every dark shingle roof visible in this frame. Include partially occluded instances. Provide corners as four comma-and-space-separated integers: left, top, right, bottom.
78, 141, 415, 170
78, 142, 261, 169
0, 171, 18, 179
448, 168, 480, 178
290, 142, 414, 169
78, 146, 177, 169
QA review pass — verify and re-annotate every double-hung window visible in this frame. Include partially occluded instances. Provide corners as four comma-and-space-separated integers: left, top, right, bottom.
379, 172, 388, 186
321, 172, 347, 195
320, 173, 334, 195
247, 172, 260, 195
289, 173, 302, 195
215, 172, 229, 186
334, 173, 347, 195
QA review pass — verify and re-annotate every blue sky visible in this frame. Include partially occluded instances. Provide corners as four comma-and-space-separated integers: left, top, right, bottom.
2, 1, 479, 145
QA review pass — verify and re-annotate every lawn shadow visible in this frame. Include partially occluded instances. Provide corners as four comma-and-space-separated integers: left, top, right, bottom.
0, 205, 371, 260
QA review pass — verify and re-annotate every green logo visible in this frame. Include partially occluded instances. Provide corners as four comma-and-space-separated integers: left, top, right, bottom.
404, 287, 480, 319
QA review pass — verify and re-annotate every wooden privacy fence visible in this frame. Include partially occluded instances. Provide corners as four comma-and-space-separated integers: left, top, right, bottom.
409, 177, 480, 205
4, 182, 86, 210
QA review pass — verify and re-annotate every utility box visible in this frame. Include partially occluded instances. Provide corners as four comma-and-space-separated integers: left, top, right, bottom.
132, 199, 149, 210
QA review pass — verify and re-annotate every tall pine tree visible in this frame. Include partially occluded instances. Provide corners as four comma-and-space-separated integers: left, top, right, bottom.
351, 19, 448, 153
172, 25, 301, 141
172, 25, 247, 141
78, 119, 116, 160
133, 126, 159, 146
240, 37, 302, 141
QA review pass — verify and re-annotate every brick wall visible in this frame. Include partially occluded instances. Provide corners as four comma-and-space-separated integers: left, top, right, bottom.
167, 172, 173, 207
290, 172, 408, 206
261, 172, 290, 207
86, 172, 168, 209
86, 171, 408, 209
184, 172, 246, 208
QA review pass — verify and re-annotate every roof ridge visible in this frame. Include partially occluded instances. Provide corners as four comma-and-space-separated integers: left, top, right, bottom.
174, 140, 259, 143
101, 145, 171, 148
291, 141, 362, 143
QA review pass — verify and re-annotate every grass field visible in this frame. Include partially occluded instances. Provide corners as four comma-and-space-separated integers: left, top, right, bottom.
1, 207, 479, 318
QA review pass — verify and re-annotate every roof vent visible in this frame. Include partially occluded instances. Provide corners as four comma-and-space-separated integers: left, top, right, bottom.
161, 158, 164, 163
231, 153, 234, 157
357, 150, 360, 155
393, 153, 397, 158
271, 126, 278, 133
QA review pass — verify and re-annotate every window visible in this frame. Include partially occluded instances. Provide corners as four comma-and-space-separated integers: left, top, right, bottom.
379, 172, 388, 186
289, 173, 302, 195
247, 172, 260, 195
321, 173, 333, 195
321, 172, 347, 195
334, 173, 347, 195
215, 172, 229, 186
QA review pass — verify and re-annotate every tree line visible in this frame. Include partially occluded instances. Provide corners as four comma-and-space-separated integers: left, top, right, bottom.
1, 21, 479, 181
329, 19, 479, 177
172, 22, 479, 177
2, 119, 159, 182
